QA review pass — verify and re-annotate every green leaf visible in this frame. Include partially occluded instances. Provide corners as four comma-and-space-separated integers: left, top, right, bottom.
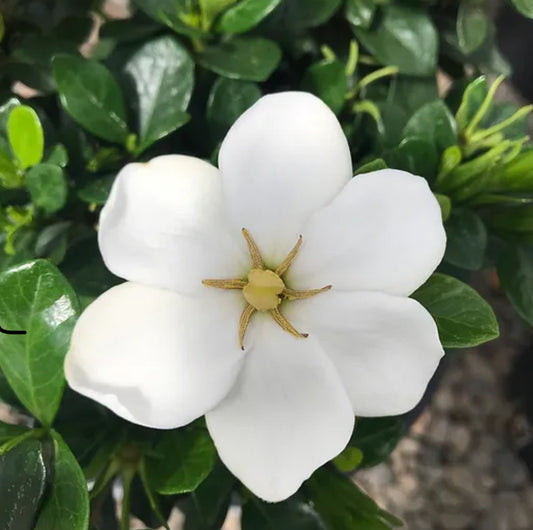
444, 208, 487, 270
34, 222, 71, 265
403, 100, 458, 153
412, 273, 499, 348
0, 147, 21, 188
345, 0, 376, 29
333, 446, 363, 472
495, 149, 533, 192
435, 193, 452, 222
0, 420, 29, 443
207, 77, 261, 139
0, 439, 49, 530
386, 137, 438, 180
34, 431, 89, 530
197, 37, 281, 82
306, 467, 402, 529
511, 0, 533, 18
145, 428, 216, 495
52, 55, 129, 144
0, 260, 79, 426
455, 76, 487, 132
46, 144, 69, 168
217, 0, 282, 33
241, 496, 327, 530
7, 106, 44, 169
350, 417, 405, 468
124, 35, 193, 154
78, 174, 116, 205
498, 244, 533, 326
26, 163, 68, 214
183, 462, 235, 530
457, 3, 488, 54
268, 0, 342, 29
302, 60, 347, 115
353, 5, 438, 76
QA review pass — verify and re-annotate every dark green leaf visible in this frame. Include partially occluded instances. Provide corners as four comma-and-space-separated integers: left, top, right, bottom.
78, 174, 116, 205
217, 0, 282, 33
0, 260, 79, 426
34, 222, 71, 265
412, 273, 499, 348
0, 439, 48, 530
146, 428, 216, 495
350, 417, 405, 468
345, 0, 376, 28
353, 5, 438, 76
34, 431, 89, 530
0, 420, 28, 442
386, 137, 438, 180
403, 100, 457, 153
268, 0, 342, 29
197, 37, 281, 81
457, 3, 488, 54
207, 77, 261, 139
302, 60, 347, 115
444, 208, 487, 270
241, 495, 327, 530
125, 35, 193, 154
26, 163, 68, 214
8, 106, 44, 169
498, 244, 533, 326
52, 55, 129, 144
511, 0, 533, 18
388, 76, 439, 117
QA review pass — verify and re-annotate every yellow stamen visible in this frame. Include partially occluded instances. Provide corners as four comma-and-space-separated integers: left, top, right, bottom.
283, 285, 332, 300
270, 307, 308, 339
242, 228, 264, 269
202, 279, 247, 289
239, 304, 256, 350
275, 235, 302, 276
242, 269, 285, 311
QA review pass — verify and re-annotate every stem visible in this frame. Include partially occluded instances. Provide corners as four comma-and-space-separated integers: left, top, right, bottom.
120, 469, 134, 530
464, 75, 504, 138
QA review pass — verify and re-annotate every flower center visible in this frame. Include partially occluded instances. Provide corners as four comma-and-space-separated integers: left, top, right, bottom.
203, 228, 331, 349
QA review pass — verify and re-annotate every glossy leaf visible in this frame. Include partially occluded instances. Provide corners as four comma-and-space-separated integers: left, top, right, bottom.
7, 106, 44, 169
412, 273, 499, 348
241, 496, 327, 530
302, 60, 347, 115
217, 0, 281, 33
26, 163, 68, 214
386, 137, 438, 180
34, 431, 89, 530
444, 208, 487, 271
345, 0, 376, 28
207, 77, 261, 139
197, 37, 281, 81
145, 428, 216, 495
353, 5, 438, 76
52, 55, 129, 144
498, 244, 533, 326
124, 35, 193, 154
0, 260, 79, 426
268, 0, 342, 29
350, 417, 405, 468
0, 439, 48, 530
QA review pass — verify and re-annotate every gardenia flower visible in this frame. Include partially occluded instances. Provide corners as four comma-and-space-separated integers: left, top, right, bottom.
65, 92, 446, 502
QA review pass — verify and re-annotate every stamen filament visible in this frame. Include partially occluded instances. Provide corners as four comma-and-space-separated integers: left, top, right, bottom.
275, 236, 303, 276
202, 279, 247, 289
270, 308, 308, 339
283, 285, 332, 300
239, 304, 256, 350
242, 228, 264, 269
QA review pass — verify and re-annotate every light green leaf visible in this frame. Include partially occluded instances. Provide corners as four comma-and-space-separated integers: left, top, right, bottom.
353, 5, 438, 76
0, 439, 49, 530
217, 0, 282, 33
8, 106, 44, 169
0, 147, 22, 189
207, 77, 261, 139
511, 0, 533, 18
0, 260, 79, 426
412, 273, 499, 348
145, 428, 216, 495
52, 55, 129, 144
354, 158, 387, 175
125, 35, 193, 154
26, 163, 68, 214
197, 37, 281, 81
34, 431, 89, 530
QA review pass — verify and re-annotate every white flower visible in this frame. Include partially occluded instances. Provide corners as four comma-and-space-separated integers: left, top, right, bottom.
65, 92, 446, 502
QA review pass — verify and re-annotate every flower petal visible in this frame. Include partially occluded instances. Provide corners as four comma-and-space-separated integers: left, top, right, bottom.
219, 92, 352, 264
65, 282, 245, 429
288, 169, 446, 296
206, 315, 354, 502
99, 155, 248, 294
285, 289, 444, 416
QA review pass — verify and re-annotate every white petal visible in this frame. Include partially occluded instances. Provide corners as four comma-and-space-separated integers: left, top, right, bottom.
206, 315, 354, 502
65, 282, 245, 429
287, 169, 446, 296
285, 290, 444, 416
219, 92, 352, 264
99, 155, 248, 294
